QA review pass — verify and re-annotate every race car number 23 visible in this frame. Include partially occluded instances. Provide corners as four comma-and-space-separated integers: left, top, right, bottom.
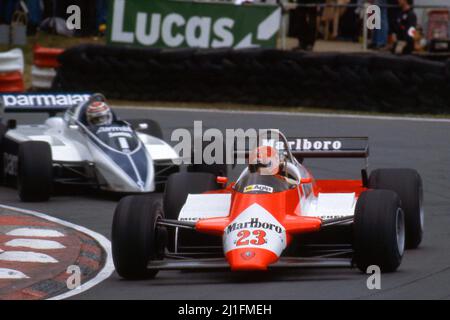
236, 229, 267, 246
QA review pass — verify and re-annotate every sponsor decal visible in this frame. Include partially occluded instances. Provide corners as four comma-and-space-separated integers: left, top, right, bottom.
179, 217, 198, 222
108, 0, 280, 49
171, 122, 367, 165
178, 194, 231, 222
96, 126, 133, 134
1, 94, 90, 109
226, 217, 282, 235
243, 184, 274, 194
320, 214, 353, 219
263, 138, 343, 151
108, 132, 133, 139
223, 204, 286, 255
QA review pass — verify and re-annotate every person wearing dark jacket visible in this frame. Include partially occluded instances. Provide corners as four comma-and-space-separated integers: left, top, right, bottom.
0, 0, 19, 24
293, 0, 321, 50
387, 0, 400, 38
392, 0, 417, 54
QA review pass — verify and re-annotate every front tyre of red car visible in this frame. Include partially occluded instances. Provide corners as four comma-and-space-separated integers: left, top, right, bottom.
353, 190, 405, 273
112, 194, 164, 280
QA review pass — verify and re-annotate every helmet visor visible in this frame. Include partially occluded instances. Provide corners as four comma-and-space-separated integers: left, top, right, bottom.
90, 114, 111, 126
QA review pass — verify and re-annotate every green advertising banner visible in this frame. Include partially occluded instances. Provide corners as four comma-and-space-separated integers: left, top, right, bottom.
107, 0, 281, 49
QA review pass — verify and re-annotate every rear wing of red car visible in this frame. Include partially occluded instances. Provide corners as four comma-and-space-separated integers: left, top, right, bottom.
232, 136, 369, 168
279, 137, 369, 159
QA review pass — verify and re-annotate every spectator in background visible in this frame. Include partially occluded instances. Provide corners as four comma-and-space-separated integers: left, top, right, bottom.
339, 0, 359, 41
26, 0, 43, 35
387, 0, 400, 43
328, 0, 350, 39
294, 0, 321, 50
42, 0, 53, 19
370, 0, 389, 49
0, 0, 19, 24
96, 0, 107, 35
392, 0, 416, 54
0, 0, 40, 35
321, 0, 353, 40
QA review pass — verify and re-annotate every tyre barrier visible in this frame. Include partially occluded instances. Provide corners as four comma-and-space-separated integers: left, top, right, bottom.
31, 45, 64, 90
0, 48, 24, 93
52, 44, 450, 114
413, 52, 450, 63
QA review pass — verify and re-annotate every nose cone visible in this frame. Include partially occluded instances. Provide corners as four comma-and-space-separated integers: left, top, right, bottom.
226, 248, 278, 271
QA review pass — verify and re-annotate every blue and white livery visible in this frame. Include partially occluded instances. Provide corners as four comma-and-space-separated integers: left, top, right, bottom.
0, 93, 180, 198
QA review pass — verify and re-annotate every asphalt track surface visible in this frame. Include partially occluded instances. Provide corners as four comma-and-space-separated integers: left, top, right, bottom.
1, 107, 449, 300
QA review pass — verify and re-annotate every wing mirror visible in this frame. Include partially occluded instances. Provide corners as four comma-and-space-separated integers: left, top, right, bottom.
216, 176, 228, 185
138, 123, 148, 130
300, 177, 312, 184
7, 119, 16, 130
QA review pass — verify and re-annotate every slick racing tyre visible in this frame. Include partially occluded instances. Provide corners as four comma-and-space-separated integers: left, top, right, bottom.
164, 172, 220, 220
353, 190, 405, 273
369, 168, 424, 249
125, 119, 163, 139
112, 194, 166, 279
18, 141, 53, 202
188, 139, 228, 177
164, 172, 221, 251
188, 162, 228, 177
0, 123, 7, 183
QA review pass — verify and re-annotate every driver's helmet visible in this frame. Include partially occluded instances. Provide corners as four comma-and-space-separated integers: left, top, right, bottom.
86, 101, 113, 126
248, 145, 280, 175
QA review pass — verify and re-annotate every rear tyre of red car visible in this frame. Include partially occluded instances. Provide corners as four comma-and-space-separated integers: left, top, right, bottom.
353, 190, 405, 273
164, 172, 221, 220
18, 141, 53, 202
369, 168, 424, 249
188, 138, 228, 177
112, 194, 165, 279
164, 172, 221, 250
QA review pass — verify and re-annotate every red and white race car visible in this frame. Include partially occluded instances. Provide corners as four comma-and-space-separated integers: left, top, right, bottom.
111, 129, 423, 279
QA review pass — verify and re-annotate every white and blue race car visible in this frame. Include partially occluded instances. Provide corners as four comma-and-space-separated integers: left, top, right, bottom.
0, 93, 183, 202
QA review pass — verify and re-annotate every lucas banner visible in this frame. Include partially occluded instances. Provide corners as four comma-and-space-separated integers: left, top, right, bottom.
107, 0, 281, 49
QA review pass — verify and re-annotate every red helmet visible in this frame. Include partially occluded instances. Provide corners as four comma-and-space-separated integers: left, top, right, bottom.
86, 101, 112, 126
248, 145, 280, 175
